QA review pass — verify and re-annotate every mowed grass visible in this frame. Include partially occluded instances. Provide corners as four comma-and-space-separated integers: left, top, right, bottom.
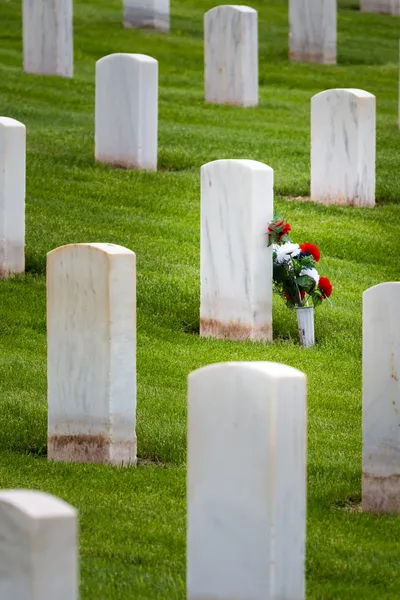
1, 0, 400, 597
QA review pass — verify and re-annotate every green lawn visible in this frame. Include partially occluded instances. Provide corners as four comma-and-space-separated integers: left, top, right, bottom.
1, 0, 400, 597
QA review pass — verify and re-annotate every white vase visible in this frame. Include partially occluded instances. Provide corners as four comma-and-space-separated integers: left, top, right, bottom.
296, 306, 315, 347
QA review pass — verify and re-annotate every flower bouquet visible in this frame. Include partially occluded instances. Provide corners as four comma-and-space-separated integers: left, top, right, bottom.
266, 215, 332, 347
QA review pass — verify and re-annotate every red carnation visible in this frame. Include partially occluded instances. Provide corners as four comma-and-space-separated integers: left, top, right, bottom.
282, 223, 291, 235
300, 242, 320, 262
318, 277, 332, 298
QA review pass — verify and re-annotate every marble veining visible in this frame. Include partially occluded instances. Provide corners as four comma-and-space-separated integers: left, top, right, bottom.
187, 362, 306, 600
204, 5, 258, 107
47, 243, 137, 466
95, 53, 158, 171
311, 88, 376, 207
200, 160, 273, 341
289, 0, 336, 64
361, 0, 400, 14
0, 490, 77, 599
363, 283, 400, 514
0, 117, 25, 278
124, 0, 170, 31
23, 0, 73, 77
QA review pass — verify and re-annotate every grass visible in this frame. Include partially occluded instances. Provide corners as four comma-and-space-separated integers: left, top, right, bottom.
1, 0, 400, 597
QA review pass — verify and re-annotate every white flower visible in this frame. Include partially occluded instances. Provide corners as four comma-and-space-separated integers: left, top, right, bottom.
300, 267, 320, 285
275, 243, 300, 264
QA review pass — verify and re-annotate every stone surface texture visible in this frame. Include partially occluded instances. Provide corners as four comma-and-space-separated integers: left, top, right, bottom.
311, 88, 376, 207
95, 53, 158, 170
289, 0, 336, 64
361, 0, 400, 14
187, 361, 307, 600
123, 0, 170, 31
204, 5, 258, 106
47, 243, 137, 466
0, 489, 77, 599
363, 283, 400, 514
0, 117, 25, 278
200, 159, 273, 341
23, 0, 73, 77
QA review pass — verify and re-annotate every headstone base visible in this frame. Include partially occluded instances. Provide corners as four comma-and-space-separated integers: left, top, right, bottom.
48, 434, 137, 466
200, 318, 272, 342
363, 473, 400, 514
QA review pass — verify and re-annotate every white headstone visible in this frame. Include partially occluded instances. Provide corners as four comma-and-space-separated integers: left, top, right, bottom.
361, 0, 400, 14
200, 159, 273, 341
289, 0, 336, 64
311, 88, 376, 207
363, 283, 400, 514
204, 5, 258, 107
0, 117, 25, 278
0, 489, 77, 600
95, 53, 158, 171
47, 243, 137, 465
23, 0, 73, 77
123, 0, 170, 31
187, 361, 307, 600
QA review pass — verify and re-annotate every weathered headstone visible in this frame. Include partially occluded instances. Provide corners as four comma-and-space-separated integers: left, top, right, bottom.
0, 489, 77, 599
204, 5, 258, 107
95, 53, 158, 170
187, 361, 307, 600
123, 0, 170, 31
289, 0, 336, 64
47, 243, 137, 465
0, 117, 25, 278
311, 88, 376, 207
22, 0, 73, 77
360, 0, 400, 14
363, 283, 400, 514
200, 159, 273, 341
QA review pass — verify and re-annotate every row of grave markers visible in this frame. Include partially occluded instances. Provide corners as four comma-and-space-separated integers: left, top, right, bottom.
0, 84, 376, 275
1, 297, 400, 598
0, 360, 307, 599
21, 1, 400, 80
2, 229, 399, 515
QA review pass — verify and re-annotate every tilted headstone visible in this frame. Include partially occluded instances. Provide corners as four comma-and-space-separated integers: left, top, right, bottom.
200, 159, 273, 341
95, 53, 158, 170
0, 117, 25, 278
187, 361, 307, 600
361, 0, 400, 14
311, 88, 376, 207
0, 489, 77, 599
289, 0, 336, 64
47, 243, 137, 465
123, 0, 170, 31
204, 5, 258, 107
22, 0, 73, 77
363, 283, 400, 514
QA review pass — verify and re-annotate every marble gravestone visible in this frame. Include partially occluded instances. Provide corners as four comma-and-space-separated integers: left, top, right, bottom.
23, 0, 73, 77
360, 0, 400, 14
200, 159, 273, 342
0, 490, 77, 600
363, 283, 400, 514
289, 0, 337, 64
123, 0, 170, 31
95, 53, 158, 170
187, 362, 307, 600
311, 88, 376, 207
47, 243, 137, 466
0, 118, 25, 278
204, 5, 258, 107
